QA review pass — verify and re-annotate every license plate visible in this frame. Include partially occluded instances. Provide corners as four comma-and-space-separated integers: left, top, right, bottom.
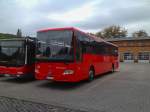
4, 74, 10, 77
46, 76, 54, 80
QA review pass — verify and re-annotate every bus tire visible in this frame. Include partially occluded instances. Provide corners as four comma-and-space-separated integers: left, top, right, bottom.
88, 67, 95, 81
111, 64, 115, 73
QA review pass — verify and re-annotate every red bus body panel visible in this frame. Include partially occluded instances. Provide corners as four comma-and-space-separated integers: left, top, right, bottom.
35, 54, 119, 82
0, 64, 35, 77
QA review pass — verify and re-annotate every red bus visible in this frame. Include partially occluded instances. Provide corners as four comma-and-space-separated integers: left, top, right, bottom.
35, 27, 119, 82
0, 38, 36, 78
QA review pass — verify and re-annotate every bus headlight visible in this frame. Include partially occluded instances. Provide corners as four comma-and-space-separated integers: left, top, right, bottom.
35, 69, 39, 73
63, 70, 74, 75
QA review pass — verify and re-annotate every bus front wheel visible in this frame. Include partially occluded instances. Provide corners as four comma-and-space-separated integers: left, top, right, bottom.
88, 68, 95, 81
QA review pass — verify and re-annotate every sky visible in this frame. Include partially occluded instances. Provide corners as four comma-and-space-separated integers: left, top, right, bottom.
0, 0, 150, 36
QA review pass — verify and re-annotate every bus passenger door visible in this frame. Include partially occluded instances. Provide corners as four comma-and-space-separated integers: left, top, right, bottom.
75, 37, 88, 80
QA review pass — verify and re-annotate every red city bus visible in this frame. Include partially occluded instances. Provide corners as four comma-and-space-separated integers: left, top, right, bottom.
0, 38, 36, 78
35, 27, 119, 82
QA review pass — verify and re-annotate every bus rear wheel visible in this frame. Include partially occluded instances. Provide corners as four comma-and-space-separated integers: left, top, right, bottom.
111, 64, 115, 73
88, 68, 94, 81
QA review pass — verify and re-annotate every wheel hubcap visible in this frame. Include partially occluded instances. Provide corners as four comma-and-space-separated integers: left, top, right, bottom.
89, 70, 94, 81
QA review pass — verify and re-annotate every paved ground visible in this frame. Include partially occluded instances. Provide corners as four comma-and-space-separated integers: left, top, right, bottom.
0, 96, 85, 112
0, 63, 150, 112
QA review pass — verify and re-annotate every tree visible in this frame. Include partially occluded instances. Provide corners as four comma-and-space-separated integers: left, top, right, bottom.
87, 32, 95, 36
95, 31, 104, 38
96, 25, 127, 39
16, 29, 22, 38
0, 33, 16, 39
132, 30, 148, 38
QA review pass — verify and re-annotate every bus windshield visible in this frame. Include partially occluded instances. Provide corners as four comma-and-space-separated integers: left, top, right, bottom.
36, 30, 74, 61
0, 40, 25, 66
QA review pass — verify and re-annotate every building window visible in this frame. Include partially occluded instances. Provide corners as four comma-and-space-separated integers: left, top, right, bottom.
128, 42, 134, 46
124, 52, 134, 60
138, 52, 150, 60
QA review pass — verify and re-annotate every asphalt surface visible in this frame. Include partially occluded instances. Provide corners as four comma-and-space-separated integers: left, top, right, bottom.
0, 96, 85, 112
0, 63, 150, 112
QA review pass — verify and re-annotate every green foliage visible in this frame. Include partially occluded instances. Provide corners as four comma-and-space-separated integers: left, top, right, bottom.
87, 32, 95, 36
0, 33, 16, 39
132, 30, 148, 38
96, 25, 127, 39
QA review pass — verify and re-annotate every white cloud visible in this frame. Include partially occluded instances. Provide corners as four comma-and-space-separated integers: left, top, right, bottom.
0, 0, 150, 36
124, 21, 150, 36
15, 0, 39, 9
48, 1, 97, 23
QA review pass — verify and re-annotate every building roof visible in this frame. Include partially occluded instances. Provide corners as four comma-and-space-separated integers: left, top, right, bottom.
105, 37, 150, 42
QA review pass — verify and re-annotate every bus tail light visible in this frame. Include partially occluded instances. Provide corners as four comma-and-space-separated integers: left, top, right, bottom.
63, 70, 74, 75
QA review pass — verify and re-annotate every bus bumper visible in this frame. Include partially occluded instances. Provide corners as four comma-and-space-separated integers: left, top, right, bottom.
0, 65, 34, 78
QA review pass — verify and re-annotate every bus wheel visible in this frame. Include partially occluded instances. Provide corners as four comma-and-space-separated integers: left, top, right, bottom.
88, 68, 94, 81
111, 64, 115, 73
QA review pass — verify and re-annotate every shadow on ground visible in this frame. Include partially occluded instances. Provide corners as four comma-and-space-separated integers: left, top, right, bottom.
37, 71, 114, 90
1, 77, 36, 84
0, 75, 5, 77
37, 81, 88, 90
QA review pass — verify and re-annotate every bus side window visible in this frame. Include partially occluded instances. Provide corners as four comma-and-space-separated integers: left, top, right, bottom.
45, 47, 51, 57
114, 47, 118, 56
27, 42, 35, 64
76, 38, 82, 62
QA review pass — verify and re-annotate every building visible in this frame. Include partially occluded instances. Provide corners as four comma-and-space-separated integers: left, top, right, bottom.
106, 37, 150, 63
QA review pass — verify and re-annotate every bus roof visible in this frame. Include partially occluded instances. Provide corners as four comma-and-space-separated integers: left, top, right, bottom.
37, 27, 118, 47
